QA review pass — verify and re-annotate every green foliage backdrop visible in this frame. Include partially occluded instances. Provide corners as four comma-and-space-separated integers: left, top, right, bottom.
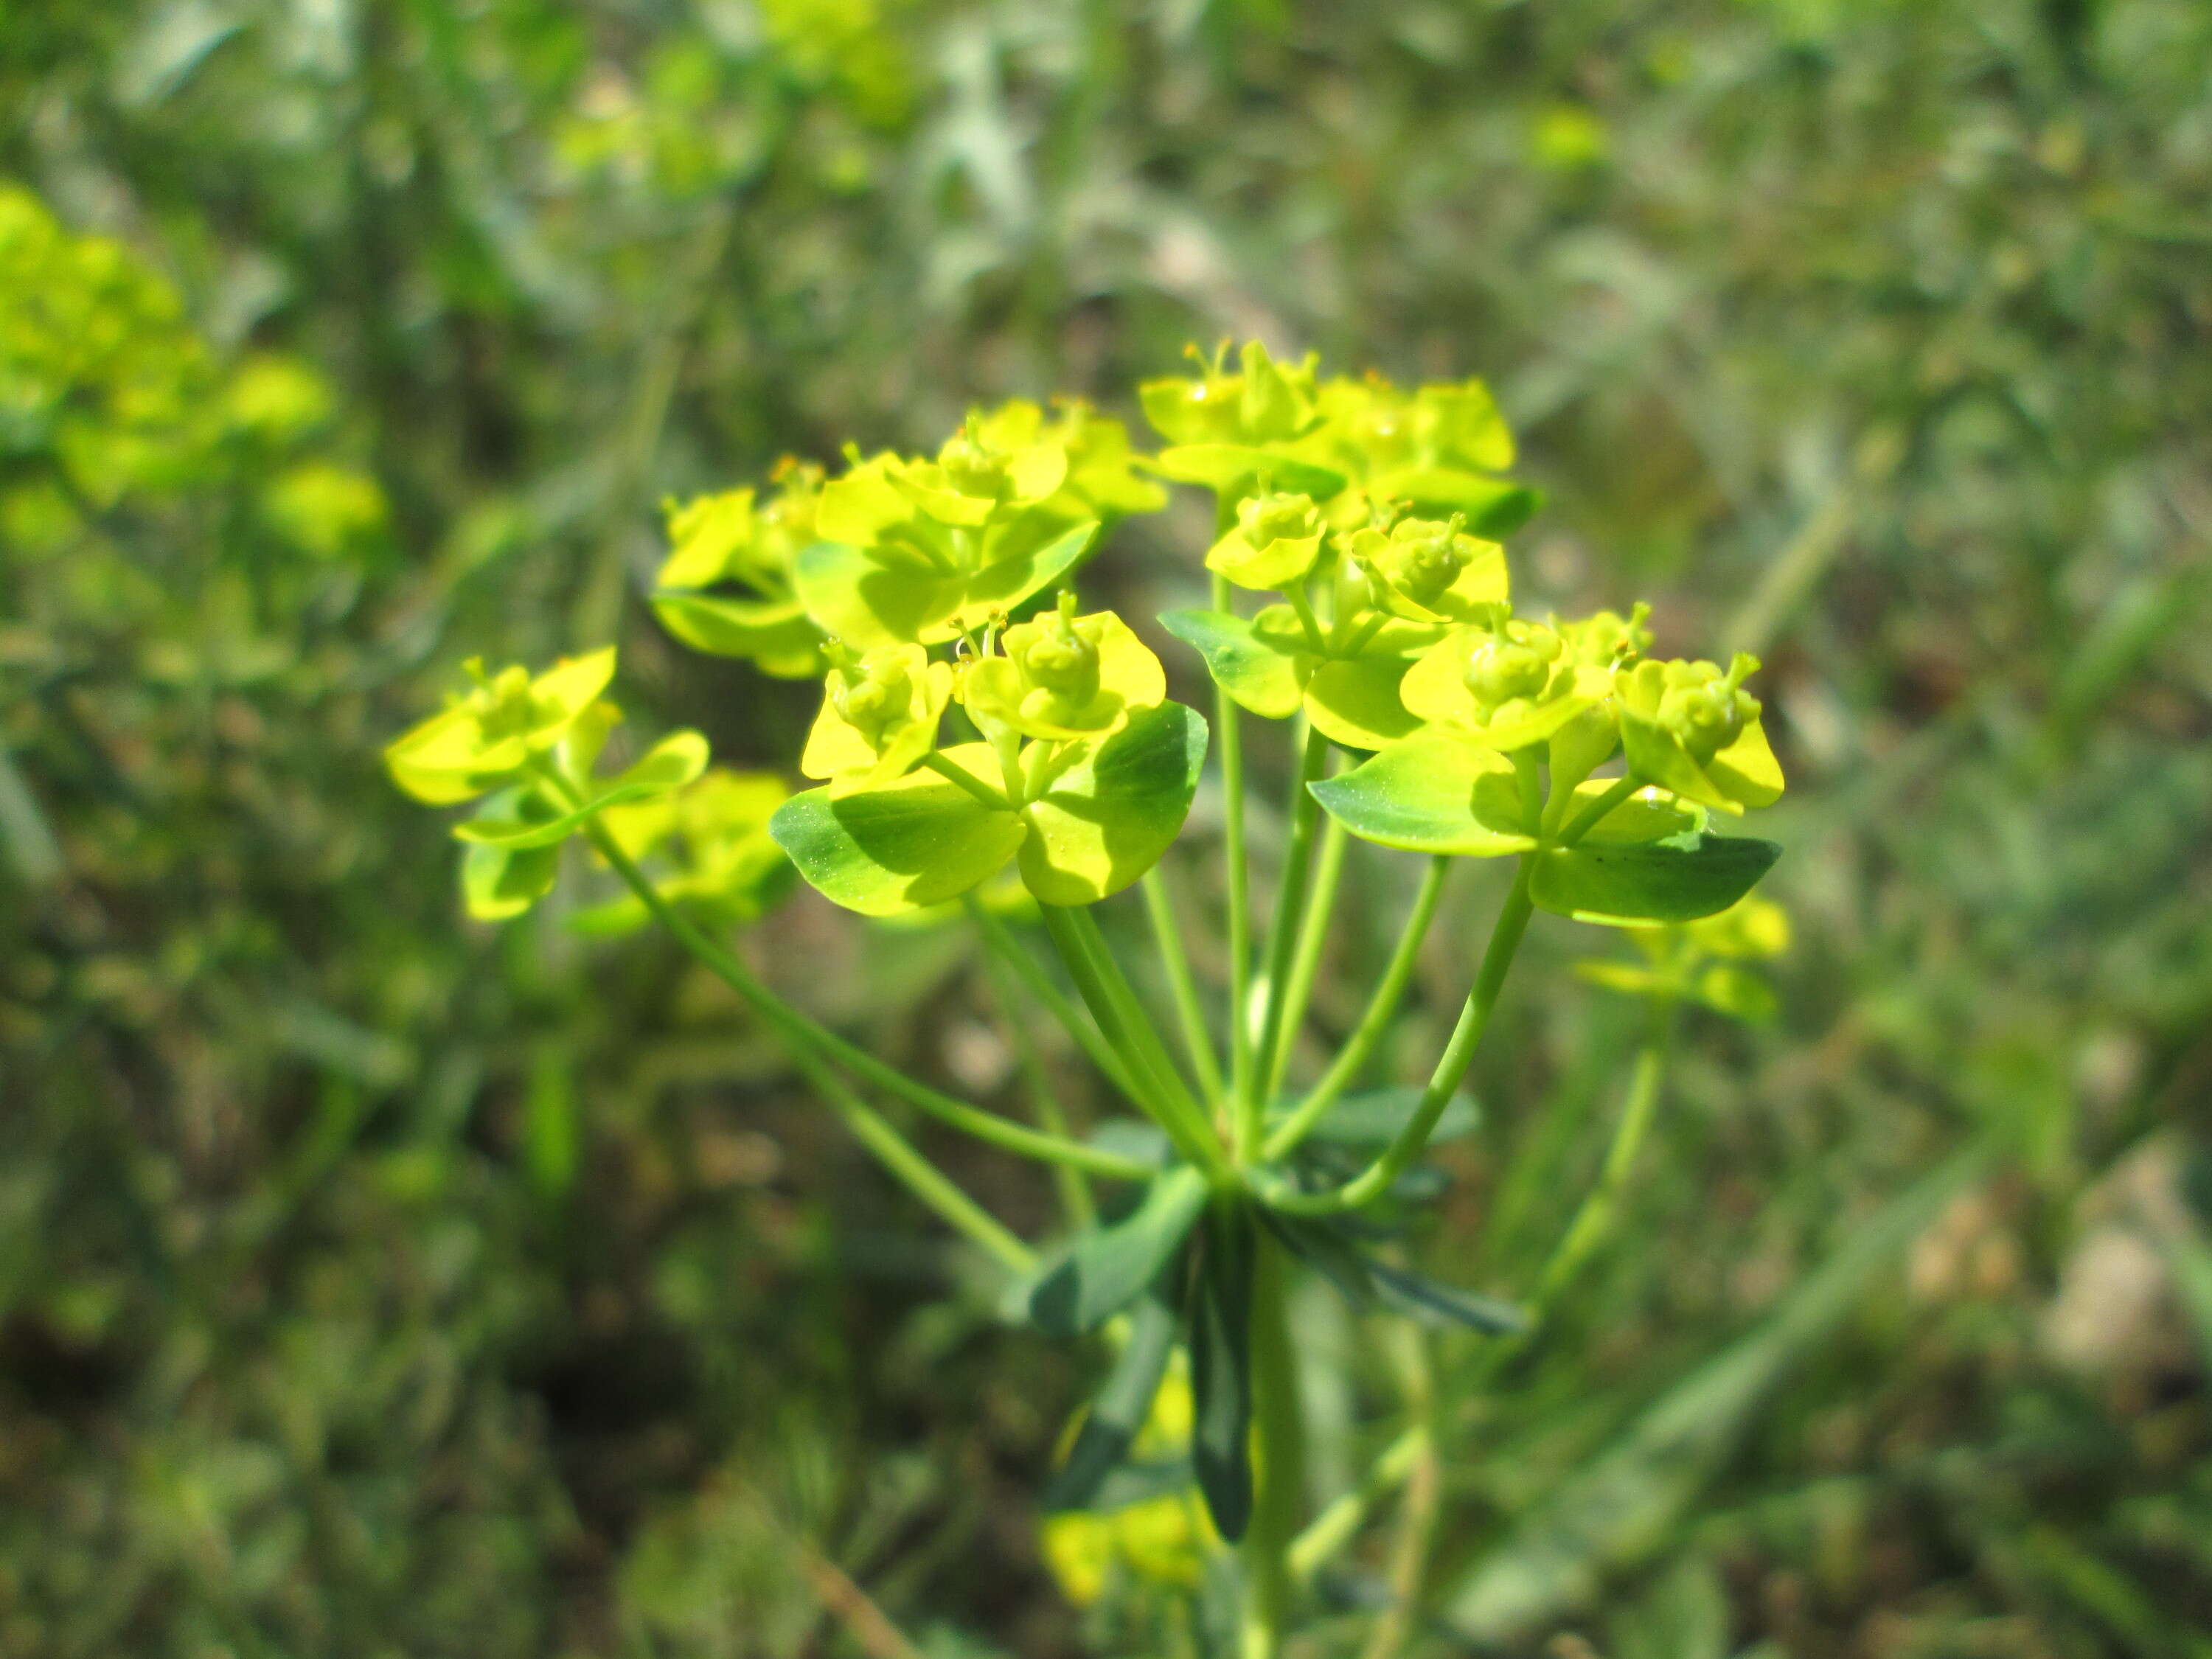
2, 0, 2209, 1654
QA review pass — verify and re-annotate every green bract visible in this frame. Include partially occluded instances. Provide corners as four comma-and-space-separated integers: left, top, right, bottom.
801, 641, 955, 794
384, 649, 619, 804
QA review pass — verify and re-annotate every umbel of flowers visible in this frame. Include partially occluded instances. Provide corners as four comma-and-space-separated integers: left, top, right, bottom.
386, 344, 1786, 1652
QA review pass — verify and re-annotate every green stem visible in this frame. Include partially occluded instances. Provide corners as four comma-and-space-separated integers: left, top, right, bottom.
1557, 773, 1639, 846
1263, 856, 1448, 1161
1290, 1008, 1680, 1587
582, 817, 1149, 1181
1265, 811, 1346, 1107
1357, 1327, 1440, 1659
1213, 569, 1256, 1124
1036, 905, 1229, 1180
1287, 1426, 1425, 1584
1241, 1227, 1304, 1659
1531, 1004, 1675, 1315
1260, 859, 1536, 1214
965, 898, 1150, 1111
1248, 724, 1329, 1142
1062, 906, 1215, 1144
1140, 867, 1225, 1106
801, 1046, 1034, 1274
1454, 1004, 1677, 1403
978, 945, 1096, 1230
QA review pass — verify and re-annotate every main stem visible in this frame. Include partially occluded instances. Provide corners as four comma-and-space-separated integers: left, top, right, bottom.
1242, 1227, 1304, 1659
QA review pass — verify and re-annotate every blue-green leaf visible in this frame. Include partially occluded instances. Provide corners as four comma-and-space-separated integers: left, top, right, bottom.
1189, 1202, 1255, 1543
1026, 1166, 1208, 1338
1530, 832, 1781, 926
1044, 1291, 1182, 1512
1272, 1085, 1482, 1147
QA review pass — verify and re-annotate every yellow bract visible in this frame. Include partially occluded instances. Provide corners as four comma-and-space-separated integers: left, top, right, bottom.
1686, 893, 1792, 959
1402, 621, 1611, 753
800, 643, 953, 794
1040, 1368, 1217, 1607
1343, 515, 1509, 623
960, 601, 1166, 741
1205, 491, 1327, 591
385, 648, 618, 804
1616, 654, 1785, 814
1138, 339, 1318, 447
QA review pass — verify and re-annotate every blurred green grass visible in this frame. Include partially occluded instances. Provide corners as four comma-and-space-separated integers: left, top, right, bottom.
2, 0, 2210, 1654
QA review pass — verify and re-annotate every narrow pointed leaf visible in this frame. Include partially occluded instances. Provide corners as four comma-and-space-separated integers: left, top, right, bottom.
1189, 1202, 1256, 1543
1045, 1291, 1181, 1512
1366, 1261, 1528, 1334
1026, 1165, 1208, 1338
1270, 1085, 1481, 1147
1256, 1211, 1377, 1310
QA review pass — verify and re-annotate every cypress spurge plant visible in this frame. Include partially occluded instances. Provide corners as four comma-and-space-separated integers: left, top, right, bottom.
388, 346, 1787, 1654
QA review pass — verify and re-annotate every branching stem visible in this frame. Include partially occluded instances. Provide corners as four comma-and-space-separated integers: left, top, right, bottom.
1140, 867, 1225, 1107
1263, 855, 1448, 1161
1249, 724, 1329, 1142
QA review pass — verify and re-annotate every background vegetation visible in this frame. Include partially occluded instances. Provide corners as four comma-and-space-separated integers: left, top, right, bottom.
3, 0, 2210, 1653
